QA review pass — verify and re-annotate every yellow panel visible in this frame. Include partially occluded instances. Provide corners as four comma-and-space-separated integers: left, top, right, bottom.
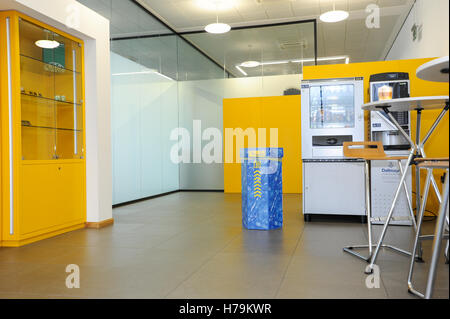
303, 58, 449, 214
20, 162, 85, 236
260, 96, 301, 193
223, 96, 301, 193
223, 97, 262, 193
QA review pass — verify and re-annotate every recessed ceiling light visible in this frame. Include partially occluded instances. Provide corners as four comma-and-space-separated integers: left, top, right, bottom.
35, 40, 60, 49
205, 22, 231, 34
240, 61, 260, 68
196, 0, 236, 11
319, 10, 349, 23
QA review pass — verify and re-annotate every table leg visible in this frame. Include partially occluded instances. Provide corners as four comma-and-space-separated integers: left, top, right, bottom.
366, 149, 415, 274
424, 170, 449, 299
415, 110, 422, 224
407, 168, 432, 297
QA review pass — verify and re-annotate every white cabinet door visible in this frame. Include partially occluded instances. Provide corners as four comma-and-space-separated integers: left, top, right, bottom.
303, 161, 366, 216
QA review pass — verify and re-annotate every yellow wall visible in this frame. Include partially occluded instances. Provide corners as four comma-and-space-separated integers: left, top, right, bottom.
303, 58, 449, 214
223, 95, 302, 193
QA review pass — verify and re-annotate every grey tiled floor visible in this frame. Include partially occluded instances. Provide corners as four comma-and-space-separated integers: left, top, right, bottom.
0, 192, 448, 299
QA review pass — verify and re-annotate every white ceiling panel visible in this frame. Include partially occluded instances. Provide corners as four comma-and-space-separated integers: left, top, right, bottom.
78, 0, 415, 77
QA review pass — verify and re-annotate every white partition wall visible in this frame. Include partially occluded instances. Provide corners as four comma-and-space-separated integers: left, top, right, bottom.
111, 52, 179, 205
178, 80, 225, 190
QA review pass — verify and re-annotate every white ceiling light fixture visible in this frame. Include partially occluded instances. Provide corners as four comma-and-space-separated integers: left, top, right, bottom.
205, 22, 231, 34
35, 40, 60, 49
239, 45, 261, 68
319, 2, 349, 23
204, 1, 231, 34
240, 61, 260, 68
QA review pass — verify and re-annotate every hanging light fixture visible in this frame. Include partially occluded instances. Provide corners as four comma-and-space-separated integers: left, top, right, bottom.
240, 45, 260, 68
320, 2, 349, 23
240, 61, 260, 68
204, 2, 231, 34
205, 22, 231, 34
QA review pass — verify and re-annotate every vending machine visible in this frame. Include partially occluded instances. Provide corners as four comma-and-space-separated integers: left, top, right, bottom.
369, 72, 413, 225
301, 78, 366, 221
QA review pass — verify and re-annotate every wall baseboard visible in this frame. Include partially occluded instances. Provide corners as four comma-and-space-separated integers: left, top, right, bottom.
86, 218, 114, 229
180, 189, 224, 192
112, 189, 225, 208
112, 190, 180, 208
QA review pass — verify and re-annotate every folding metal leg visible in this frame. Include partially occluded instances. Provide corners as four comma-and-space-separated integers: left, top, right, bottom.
398, 160, 416, 230
343, 160, 373, 262
398, 159, 423, 261
408, 169, 432, 298
408, 169, 449, 299
365, 149, 416, 274
424, 171, 449, 299
343, 158, 416, 263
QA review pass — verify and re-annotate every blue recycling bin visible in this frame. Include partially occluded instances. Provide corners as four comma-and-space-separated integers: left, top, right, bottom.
240, 148, 284, 230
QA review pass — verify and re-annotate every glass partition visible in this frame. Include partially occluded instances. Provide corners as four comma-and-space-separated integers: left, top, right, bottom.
183, 21, 316, 78
79, 0, 314, 203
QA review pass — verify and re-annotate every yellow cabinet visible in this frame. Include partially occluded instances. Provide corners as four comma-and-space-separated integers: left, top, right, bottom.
1, 11, 86, 247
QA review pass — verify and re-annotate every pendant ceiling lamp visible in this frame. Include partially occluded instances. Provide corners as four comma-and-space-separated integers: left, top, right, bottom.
240, 45, 260, 68
204, 2, 231, 34
205, 21, 231, 34
320, 2, 349, 23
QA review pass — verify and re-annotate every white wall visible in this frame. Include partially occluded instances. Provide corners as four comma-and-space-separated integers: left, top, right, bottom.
1, 0, 113, 222
385, 0, 449, 60
111, 52, 179, 205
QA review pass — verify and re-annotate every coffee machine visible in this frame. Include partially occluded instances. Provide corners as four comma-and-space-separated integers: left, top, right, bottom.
369, 72, 412, 225
369, 72, 411, 150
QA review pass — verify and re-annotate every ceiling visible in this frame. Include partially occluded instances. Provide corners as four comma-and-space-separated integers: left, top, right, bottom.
183, 21, 316, 77
77, 0, 415, 78
138, 0, 415, 62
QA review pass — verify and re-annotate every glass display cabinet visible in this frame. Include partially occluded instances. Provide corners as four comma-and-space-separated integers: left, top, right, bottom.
19, 18, 84, 160
1, 11, 86, 247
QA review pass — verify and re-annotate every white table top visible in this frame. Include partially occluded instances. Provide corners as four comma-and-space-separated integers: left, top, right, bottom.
362, 96, 449, 112
416, 56, 449, 83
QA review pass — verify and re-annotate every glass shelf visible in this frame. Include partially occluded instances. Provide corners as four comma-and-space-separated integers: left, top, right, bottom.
20, 53, 80, 74
21, 92, 82, 106
21, 124, 82, 132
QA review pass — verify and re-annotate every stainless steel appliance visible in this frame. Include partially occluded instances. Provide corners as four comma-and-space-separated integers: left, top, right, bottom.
369, 72, 413, 225
370, 72, 411, 150
301, 78, 366, 221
